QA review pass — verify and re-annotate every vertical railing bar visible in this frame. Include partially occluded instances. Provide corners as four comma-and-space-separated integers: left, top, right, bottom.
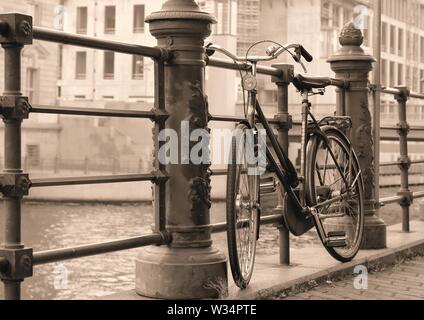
271, 64, 293, 266
395, 87, 412, 233
1, 41, 24, 301
153, 60, 166, 232
373, 0, 382, 210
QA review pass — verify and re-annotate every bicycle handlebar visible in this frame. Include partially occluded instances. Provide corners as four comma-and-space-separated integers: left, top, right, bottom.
206, 43, 313, 63
298, 46, 313, 62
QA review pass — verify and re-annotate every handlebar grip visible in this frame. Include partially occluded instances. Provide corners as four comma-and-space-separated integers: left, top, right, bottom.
205, 43, 215, 57
299, 46, 313, 62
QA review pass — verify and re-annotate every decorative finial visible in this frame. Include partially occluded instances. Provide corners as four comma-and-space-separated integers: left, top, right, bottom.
146, 0, 216, 24
339, 22, 363, 47
162, 0, 199, 11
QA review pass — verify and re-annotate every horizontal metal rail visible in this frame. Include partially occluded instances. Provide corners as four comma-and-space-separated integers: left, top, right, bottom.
412, 191, 424, 200
381, 126, 424, 132
379, 159, 424, 167
410, 92, 424, 100
31, 105, 159, 119
209, 114, 245, 123
380, 195, 403, 205
210, 169, 227, 176
380, 190, 424, 206
212, 113, 424, 133
207, 57, 282, 77
210, 114, 284, 125
33, 27, 165, 59
32, 213, 285, 265
31, 173, 160, 188
207, 57, 346, 89
33, 233, 165, 265
382, 87, 424, 100
211, 214, 283, 233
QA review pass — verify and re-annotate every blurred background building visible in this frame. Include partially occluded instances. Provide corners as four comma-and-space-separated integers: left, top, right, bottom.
1, 0, 424, 199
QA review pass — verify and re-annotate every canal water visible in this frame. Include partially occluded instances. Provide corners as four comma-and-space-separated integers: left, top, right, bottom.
0, 188, 422, 300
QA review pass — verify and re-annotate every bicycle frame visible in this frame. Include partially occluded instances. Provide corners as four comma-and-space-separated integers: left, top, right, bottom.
246, 63, 353, 223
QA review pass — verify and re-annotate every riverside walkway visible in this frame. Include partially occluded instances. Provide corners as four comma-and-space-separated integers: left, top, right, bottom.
281, 255, 424, 300
103, 221, 424, 300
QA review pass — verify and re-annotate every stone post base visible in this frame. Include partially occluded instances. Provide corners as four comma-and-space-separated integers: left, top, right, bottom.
136, 246, 227, 299
361, 214, 387, 249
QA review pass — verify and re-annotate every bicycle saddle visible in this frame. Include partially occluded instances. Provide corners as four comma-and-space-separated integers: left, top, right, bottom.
292, 74, 333, 92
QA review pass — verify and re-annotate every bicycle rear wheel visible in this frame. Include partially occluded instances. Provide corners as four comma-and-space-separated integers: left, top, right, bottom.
226, 124, 260, 289
306, 127, 364, 262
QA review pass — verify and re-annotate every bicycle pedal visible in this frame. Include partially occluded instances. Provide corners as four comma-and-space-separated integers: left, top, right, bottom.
326, 236, 347, 248
327, 231, 346, 238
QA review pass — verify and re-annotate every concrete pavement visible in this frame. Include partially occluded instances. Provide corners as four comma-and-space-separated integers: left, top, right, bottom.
281, 256, 424, 300
103, 221, 424, 300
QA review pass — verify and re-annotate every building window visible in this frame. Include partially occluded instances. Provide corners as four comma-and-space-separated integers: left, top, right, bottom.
26, 145, 40, 167
398, 64, 404, 86
133, 5, 145, 33
421, 37, 424, 63
381, 22, 387, 53
26, 68, 38, 104
398, 29, 404, 56
75, 51, 87, 80
406, 66, 411, 88
413, 67, 419, 92
389, 61, 395, 87
76, 7, 88, 34
214, 0, 237, 35
132, 55, 144, 80
420, 70, 424, 93
33, 4, 42, 26
104, 6, 116, 34
389, 25, 396, 54
332, 5, 341, 28
381, 59, 387, 87
321, 1, 330, 27
104, 51, 115, 79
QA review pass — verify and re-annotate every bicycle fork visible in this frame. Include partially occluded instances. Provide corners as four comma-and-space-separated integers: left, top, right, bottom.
299, 91, 310, 207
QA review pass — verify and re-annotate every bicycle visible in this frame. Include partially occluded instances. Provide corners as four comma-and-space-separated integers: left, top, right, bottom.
206, 42, 365, 289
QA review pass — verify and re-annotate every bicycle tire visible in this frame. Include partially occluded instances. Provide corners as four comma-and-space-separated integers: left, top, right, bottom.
306, 126, 364, 262
226, 123, 260, 289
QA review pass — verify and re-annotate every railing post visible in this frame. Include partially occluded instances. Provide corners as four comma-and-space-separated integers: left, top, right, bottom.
135, 0, 227, 299
328, 22, 387, 249
271, 63, 294, 266
0, 14, 34, 300
395, 87, 412, 233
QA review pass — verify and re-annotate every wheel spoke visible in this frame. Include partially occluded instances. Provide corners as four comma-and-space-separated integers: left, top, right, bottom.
228, 127, 259, 287
310, 132, 363, 260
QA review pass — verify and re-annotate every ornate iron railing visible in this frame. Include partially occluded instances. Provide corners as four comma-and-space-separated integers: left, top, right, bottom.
0, 1, 423, 300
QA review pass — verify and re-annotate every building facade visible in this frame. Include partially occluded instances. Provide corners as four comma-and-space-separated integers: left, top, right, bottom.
3, 0, 423, 173
58, 0, 163, 105
248, 0, 424, 161
0, 0, 61, 169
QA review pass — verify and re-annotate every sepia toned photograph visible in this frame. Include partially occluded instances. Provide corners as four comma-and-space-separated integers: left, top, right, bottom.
0, 0, 424, 308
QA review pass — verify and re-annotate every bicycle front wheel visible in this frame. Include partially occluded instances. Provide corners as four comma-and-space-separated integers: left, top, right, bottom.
226, 124, 260, 289
306, 126, 364, 262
